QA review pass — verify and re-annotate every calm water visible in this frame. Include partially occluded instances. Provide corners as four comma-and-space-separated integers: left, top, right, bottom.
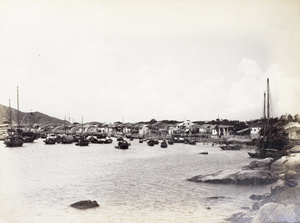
0, 138, 271, 223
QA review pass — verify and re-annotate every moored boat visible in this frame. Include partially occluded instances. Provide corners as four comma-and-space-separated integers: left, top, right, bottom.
4, 134, 24, 147
75, 136, 89, 146
61, 135, 74, 144
220, 144, 241, 150
147, 139, 155, 146
115, 140, 129, 149
4, 98, 23, 147
44, 134, 56, 145
160, 140, 168, 148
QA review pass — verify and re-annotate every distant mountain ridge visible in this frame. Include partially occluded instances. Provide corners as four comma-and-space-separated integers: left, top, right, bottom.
0, 104, 68, 126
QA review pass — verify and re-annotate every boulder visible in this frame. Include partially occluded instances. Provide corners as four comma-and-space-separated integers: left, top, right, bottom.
268, 186, 300, 206
244, 158, 274, 170
187, 169, 278, 185
70, 200, 99, 209
251, 203, 300, 223
270, 156, 287, 173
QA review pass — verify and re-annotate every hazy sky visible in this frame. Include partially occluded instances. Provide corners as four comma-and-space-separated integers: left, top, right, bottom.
0, 0, 299, 123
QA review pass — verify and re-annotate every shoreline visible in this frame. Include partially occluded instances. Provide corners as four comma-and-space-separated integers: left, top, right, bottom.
225, 145, 300, 223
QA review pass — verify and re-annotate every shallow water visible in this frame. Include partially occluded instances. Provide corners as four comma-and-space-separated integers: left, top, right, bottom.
0, 139, 271, 223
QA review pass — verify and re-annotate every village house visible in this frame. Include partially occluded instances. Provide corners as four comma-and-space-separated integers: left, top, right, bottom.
139, 124, 149, 135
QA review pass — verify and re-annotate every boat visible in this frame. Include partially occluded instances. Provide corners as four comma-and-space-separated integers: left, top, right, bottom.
115, 140, 129, 149
4, 134, 24, 147
220, 144, 241, 150
22, 131, 38, 143
248, 78, 289, 159
61, 134, 74, 144
44, 134, 56, 145
4, 97, 24, 147
75, 135, 89, 146
173, 137, 185, 143
168, 140, 174, 145
160, 140, 168, 148
90, 136, 113, 144
75, 117, 89, 146
104, 137, 113, 144
185, 139, 197, 145
147, 139, 155, 146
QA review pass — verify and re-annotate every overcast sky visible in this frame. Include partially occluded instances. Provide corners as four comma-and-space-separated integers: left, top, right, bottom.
0, 0, 299, 123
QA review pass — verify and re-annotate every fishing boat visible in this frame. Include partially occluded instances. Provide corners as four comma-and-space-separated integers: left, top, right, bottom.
147, 139, 155, 146
220, 144, 241, 150
4, 134, 24, 147
4, 98, 24, 147
160, 140, 168, 148
75, 117, 89, 146
61, 134, 74, 144
248, 78, 289, 159
75, 135, 89, 146
44, 134, 56, 145
115, 140, 129, 149
168, 139, 174, 145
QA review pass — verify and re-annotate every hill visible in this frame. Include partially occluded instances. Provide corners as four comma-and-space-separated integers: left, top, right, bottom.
0, 104, 68, 126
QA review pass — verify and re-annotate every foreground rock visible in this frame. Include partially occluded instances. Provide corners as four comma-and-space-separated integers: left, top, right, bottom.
187, 169, 278, 185
242, 149, 300, 222
251, 203, 300, 223
70, 200, 99, 209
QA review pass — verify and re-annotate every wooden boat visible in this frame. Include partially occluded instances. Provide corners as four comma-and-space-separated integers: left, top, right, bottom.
168, 140, 174, 145
75, 136, 89, 146
115, 140, 129, 149
220, 144, 241, 150
44, 135, 56, 145
147, 139, 155, 146
104, 137, 113, 144
160, 140, 168, 148
248, 78, 289, 159
75, 117, 89, 146
4, 98, 23, 147
4, 135, 24, 147
22, 131, 37, 143
61, 135, 73, 144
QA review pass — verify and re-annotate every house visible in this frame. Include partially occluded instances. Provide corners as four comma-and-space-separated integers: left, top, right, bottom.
284, 122, 300, 140
250, 126, 261, 139
139, 125, 149, 135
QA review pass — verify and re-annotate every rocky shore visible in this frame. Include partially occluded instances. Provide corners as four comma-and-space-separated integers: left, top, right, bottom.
188, 145, 300, 223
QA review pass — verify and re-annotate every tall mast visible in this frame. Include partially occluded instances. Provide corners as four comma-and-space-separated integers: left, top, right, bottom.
9, 99, 12, 129
267, 78, 270, 129
263, 92, 266, 127
17, 86, 20, 127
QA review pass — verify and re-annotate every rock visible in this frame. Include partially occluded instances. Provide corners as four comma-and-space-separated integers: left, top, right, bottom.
244, 158, 274, 170
270, 156, 287, 173
268, 186, 300, 206
187, 169, 278, 185
226, 211, 257, 223
251, 203, 300, 223
249, 194, 268, 201
270, 179, 286, 195
70, 200, 99, 209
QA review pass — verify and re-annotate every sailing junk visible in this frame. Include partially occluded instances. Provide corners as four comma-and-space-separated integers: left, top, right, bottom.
4, 98, 24, 147
248, 78, 289, 159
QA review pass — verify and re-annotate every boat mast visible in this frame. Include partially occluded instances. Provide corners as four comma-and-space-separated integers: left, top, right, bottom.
9, 99, 12, 130
81, 116, 83, 136
262, 92, 266, 150
17, 86, 20, 128
267, 78, 270, 129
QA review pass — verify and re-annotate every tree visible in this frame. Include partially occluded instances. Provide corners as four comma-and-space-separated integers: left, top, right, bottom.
149, 119, 157, 124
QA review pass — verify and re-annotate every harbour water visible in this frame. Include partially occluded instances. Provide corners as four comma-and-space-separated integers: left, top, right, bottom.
0, 139, 271, 223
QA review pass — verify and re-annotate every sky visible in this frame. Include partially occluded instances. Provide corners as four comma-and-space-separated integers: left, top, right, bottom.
0, 0, 300, 123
